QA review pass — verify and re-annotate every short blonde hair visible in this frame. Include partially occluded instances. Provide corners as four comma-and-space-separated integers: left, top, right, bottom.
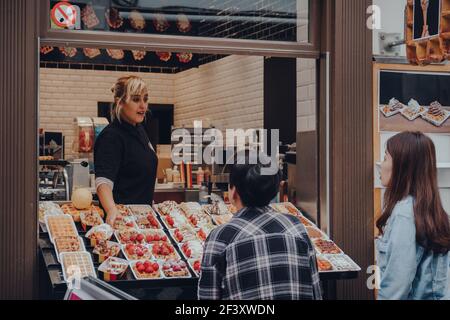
111, 76, 148, 122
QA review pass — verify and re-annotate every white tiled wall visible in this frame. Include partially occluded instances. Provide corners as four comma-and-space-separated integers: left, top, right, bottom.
39, 69, 174, 159
173, 55, 264, 130
296, 58, 317, 132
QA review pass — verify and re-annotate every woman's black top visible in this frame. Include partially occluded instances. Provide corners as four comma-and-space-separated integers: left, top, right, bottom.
94, 119, 158, 205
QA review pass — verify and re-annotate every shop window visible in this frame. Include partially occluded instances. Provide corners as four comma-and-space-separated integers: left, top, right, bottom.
48, 0, 309, 43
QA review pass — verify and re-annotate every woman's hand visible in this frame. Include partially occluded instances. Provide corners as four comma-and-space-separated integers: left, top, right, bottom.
106, 207, 119, 226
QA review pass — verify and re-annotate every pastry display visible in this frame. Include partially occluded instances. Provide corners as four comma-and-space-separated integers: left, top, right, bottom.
131, 50, 146, 61
80, 211, 103, 230
129, 10, 146, 31
131, 260, 162, 279
122, 243, 152, 260
176, 14, 191, 33
60, 252, 96, 281
325, 254, 361, 271
83, 48, 101, 59
306, 227, 325, 240
421, 101, 450, 126
153, 13, 169, 32
135, 213, 161, 230
81, 4, 100, 29
171, 227, 198, 243
112, 215, 137, 231
141, 229, 168, 244
188, 259, 201, 277
313, 239, 342, 255
162, 259, 191, 278
59, 47, 78, 58
106, 48, 125, 60
85, 223, 114, 246
156, 52, 172, 62
181, 240, 203, 259
105, 7, 123, 29
98, 257, 128, 281
46, 215, 78, 242
155, 200, 179, 216
115, 228, 145, 245
401, 99, 426, 121
177, 52, 193, 63
380, 98, 405, 117
92, 240, 121, 262
39, 201, 63, 224
317, 256, 334, 271
151, 242, 179, 260
40, 46, 54, 54
54, 236, 84, 256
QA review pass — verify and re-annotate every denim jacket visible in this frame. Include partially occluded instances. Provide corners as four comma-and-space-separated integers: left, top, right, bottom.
376, 196, 450, 300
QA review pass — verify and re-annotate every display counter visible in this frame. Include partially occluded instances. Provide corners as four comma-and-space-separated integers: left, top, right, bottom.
38, 201, 360, 300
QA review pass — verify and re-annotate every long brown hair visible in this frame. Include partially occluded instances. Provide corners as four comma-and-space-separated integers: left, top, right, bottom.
376, 131, 450, 254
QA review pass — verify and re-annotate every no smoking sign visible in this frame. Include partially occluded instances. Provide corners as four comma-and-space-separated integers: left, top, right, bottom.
51, 2, 80, 29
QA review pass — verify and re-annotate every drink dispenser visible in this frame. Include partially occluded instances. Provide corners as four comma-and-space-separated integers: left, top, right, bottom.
74, 117, 94, 154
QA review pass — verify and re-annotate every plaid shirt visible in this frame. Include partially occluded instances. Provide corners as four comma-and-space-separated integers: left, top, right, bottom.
198, 206, 322, 300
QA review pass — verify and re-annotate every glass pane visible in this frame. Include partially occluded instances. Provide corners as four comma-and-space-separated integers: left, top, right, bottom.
49, 0, 309, 43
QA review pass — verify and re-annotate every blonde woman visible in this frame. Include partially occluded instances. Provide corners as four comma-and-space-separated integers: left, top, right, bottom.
94, 76, 158, 225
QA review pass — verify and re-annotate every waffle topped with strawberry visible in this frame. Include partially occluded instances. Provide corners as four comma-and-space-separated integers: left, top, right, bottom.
132, 260, 161, 279
181, 240, 204, 259
135, 213, 161, 230
141, 230, 168, 244
151, 242, 179, 260
112, 216, 137, 231
116, 228, 145, 245
123, 243, 152, 260
172, 227, 197, 243
162, 259, 190, 278
164, 211, 189, 229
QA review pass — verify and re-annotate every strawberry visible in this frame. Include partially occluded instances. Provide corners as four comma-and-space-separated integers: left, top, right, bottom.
152, 263, 159, 271
166, 216, 174, 227
163, 263, 170, 270
126, 243, 134, 250
162, 235, 168, 241
136, 234, 144, 242
146, 234, 154, 242
173, 265, 181, 272
137, 249, 144, 257
153, 234, 160, 241
136, 261, 143, 268
193, 261, 200, 271
186, 249, 191, 257
137, 264, 146, 273
144, 261, 151, 268
169, 246, 174, 253
130, 235, 136, 242
145, 266, 154, 274
126, 221, 134, 227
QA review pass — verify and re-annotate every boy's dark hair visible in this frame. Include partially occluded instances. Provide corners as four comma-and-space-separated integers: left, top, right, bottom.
229, 155, 281, 207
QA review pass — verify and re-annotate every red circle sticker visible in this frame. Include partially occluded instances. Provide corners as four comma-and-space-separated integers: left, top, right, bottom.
51, 2, 77, 28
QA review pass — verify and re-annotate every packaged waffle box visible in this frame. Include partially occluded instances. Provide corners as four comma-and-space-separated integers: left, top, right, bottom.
85, 223, 114, 247
92, 240, 121, 263
98, 257, 129, 282
80, 211, 103, 232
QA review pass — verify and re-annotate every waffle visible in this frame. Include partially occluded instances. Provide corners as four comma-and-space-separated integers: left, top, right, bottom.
47, 215, 78, 240
162, 259, 190, 278
325, 255, 360, 271
122, 243, 152, 261
317, 257, 334, 271
299, 216, 313, 227
61, 252, 96, 280
306, 227, 325, 239
156, 201, 180, 216
61, 203, 81, 222
116, 204, 132, 216
54, 236, 82, 253
128, 205, 153, 216
179, 202, 202, 217
132, 261, 162, 279
313, 239, 342, 255
80, 211, 103, 227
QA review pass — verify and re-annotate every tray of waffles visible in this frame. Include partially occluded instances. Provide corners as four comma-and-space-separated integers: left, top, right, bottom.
45, 215, 78, 244
60, 251, 97, 283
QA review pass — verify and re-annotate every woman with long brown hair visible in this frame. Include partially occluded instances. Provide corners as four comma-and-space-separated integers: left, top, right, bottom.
377, 131, 450, 300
